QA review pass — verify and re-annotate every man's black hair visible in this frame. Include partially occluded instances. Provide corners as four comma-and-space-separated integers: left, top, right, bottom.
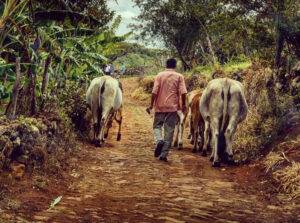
166, 58, 177, 69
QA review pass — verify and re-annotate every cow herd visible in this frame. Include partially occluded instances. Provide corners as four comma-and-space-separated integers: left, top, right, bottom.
86, 75, 248, 167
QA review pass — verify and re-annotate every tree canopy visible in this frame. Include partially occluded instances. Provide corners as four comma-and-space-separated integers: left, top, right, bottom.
133, 0, 300, 70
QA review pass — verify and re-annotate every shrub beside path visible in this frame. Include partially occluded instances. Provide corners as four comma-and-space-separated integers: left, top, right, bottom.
1, 77, 299, 223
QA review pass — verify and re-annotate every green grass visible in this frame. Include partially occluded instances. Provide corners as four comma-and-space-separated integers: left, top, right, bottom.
223, 61, 251, 72
194, 61, 251, 78
121, 74, 140, 78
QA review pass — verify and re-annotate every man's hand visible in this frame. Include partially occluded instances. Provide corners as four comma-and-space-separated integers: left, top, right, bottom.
146, 106, 153, 114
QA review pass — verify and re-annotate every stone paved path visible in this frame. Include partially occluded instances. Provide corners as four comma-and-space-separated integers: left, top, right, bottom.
1, 78, 299, 223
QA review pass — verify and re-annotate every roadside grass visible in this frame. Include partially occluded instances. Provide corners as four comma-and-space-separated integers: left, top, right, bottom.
121, 74, 140, 79
194, 61, 251, 78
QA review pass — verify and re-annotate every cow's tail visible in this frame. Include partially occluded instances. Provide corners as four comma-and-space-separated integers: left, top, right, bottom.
97, 80, 106, 123
221, 78, 229, 132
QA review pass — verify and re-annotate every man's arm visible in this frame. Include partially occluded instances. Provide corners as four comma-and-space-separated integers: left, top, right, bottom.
146, 93, 157, 114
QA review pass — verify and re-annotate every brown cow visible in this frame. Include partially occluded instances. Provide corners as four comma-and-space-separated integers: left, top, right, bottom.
200, 78, 248, 167
187, 89, 203, 140
190, 92, 206, 155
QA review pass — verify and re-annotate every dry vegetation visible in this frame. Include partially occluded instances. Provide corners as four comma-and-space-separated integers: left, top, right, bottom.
131, 75, 155, 103
264, 135, 300, 198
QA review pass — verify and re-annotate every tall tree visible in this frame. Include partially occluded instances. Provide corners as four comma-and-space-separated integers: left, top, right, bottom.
132, 0, 220, 70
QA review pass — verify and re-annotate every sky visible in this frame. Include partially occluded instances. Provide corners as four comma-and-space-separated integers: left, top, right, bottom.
107, 0, 164, 48
107, 0, 140, 37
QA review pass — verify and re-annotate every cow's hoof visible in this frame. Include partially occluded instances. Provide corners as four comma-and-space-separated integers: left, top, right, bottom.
210, 156, 214, 162
178, 147, 182, 151
212, 161, 221, 167
95, 140, 101, 147
104, 133, 108, 139
101, 139, 104, 143
207, 146, 211, 152
117, 134, 121, 141
201, 151, 207, 157
192, 148, 197, 153
227, 155, 235, 165
174, 142, 178, 147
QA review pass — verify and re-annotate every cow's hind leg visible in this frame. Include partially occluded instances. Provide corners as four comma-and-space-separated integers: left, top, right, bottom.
99, 108, 113, 144
224, 116, 237, 165
116, 109, 122, 141
211, 118, 221, 167
189, 119, 195, 145
192, 127, 198, 153
104, 115, 113, 138
203, 120, 210, 157
187, 108, 192, 139
178, 122, 184, 150
92, 105, 102, 147
199, 123, 205, 155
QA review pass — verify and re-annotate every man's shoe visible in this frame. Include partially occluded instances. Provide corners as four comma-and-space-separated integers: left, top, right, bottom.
154, 140, 164, 157
159, 157, 168, 162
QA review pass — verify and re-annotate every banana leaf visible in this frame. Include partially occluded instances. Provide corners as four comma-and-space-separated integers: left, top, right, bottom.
34, 10, 102, 28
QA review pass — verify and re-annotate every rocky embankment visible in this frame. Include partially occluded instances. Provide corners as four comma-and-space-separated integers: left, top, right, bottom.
0, 113, 75, 177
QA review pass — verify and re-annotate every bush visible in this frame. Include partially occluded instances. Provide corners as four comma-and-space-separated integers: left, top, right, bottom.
139, 75, 155, 94
233, 64, 297, 164
58, 82, 90, 138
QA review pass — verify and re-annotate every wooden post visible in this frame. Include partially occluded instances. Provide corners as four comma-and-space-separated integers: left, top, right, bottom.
9, 57, 22, 120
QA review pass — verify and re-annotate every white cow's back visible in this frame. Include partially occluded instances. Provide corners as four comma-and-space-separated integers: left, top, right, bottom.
100, 76, 122, 112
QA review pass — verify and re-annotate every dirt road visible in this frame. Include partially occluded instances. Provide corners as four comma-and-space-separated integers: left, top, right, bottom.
1, 77, 299, 223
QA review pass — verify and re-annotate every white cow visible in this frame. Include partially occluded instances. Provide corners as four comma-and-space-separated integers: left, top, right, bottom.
200, 78, 248, 167
86, 76, 123, 147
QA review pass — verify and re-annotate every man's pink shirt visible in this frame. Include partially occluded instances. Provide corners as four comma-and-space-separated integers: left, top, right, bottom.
152, 68, 187, 112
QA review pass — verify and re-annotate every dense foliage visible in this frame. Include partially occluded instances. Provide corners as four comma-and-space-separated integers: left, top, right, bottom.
113, 43, 169, 68
0, 0, 130, 117
132, 0, 300, 70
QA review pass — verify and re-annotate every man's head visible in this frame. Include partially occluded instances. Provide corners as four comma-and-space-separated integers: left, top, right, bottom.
166, 58, 177, 69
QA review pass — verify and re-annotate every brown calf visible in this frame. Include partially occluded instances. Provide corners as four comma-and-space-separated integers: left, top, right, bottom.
190, 92, 206, 155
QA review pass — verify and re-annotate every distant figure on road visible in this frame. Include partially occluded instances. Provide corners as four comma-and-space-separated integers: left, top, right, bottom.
110, 63, 115, 74
120, 63, 125, 76
146, 58, 187, 162
104, 64, 111, 75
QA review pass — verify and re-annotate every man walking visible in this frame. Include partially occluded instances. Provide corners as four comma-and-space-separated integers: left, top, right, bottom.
120, 63, 125, 76
146, 58, 187, 162
110, 63, 115, 74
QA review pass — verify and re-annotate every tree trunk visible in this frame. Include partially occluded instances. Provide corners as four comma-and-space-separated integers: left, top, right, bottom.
41, 56, 52, 95
176, 47, 191, 71
198, 19, 215, 65
8, 57, 22, 120
206, 36, 215, 65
